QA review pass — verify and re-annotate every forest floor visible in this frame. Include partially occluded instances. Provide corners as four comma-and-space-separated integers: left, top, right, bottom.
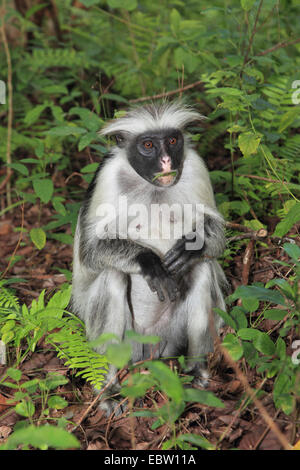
0, 167, 299, 451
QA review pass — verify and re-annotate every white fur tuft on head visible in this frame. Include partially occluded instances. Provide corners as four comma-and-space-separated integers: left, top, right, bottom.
99, 101, 204, 137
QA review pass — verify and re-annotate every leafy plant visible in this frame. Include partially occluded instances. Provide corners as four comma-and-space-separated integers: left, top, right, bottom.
0, 282, 108, 390
218, 243, 300, 416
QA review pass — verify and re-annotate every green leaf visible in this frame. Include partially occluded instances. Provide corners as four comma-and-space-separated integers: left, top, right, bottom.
213, 308, 237, 330
52, 197, 66, 216
15, 400, 35, 418
7, 163, 29, 176
46, 126, 87, 136
241, 0, 256, 10
124, 330, 160, 344
231, 285, 286, 306
273, 374, 295, 415
206, 87, 243, 96
264, 309, 287, 321
121, 373, 156, 399
283, 242, 300, 261
237, 328, 262, 341
33, 178, 53, 204
78, 132, 97, 151
47, 286, 71, 311
170, 8, 181, 33
0, 425, 80, 450
183, 388, 224, 408
238, 132, 261, 157
242, 297, 259, 312
147, 361, 183, 403
39, 376, 68, 393
273, 203, 300, 237
222, 333, 243, 361
106, 342, 132, 368
7, 367, 22, 381
30, 228, 46, 250
231, 307, 248, 329
24, 104, 48, 126
276, 338, 286, 360
253, 332, 275, 356
266, 279, 294, 299
101, 93, 129, 103
278, 107, 299, 133
239, 328, 276, 355
177, 433, 215, 450
80, 163, 99, 174
48, 233, 73, 244
48, 396, 68, 410
107, 0, 137, 11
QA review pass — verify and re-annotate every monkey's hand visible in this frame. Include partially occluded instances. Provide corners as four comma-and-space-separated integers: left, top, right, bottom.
162, 232, 203, 278
136, 252, 178, 302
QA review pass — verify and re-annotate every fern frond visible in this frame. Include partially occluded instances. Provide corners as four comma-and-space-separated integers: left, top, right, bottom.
0, 282, 20, 315
28, 49, 89, 70
48, 317, 109, 390
279, 135, 300, 160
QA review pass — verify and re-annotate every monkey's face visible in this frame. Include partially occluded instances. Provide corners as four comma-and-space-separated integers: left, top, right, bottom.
127, 128, 184, 187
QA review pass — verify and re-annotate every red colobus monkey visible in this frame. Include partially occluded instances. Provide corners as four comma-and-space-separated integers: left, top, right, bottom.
71, 102, 228, 415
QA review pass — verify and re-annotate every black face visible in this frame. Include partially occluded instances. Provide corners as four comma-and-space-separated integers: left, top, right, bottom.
127, 128, 184, 187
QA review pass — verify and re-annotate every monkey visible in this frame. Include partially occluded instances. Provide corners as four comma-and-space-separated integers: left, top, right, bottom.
71, 101, 229, 416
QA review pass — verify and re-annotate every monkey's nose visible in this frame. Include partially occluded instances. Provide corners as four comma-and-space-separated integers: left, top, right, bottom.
161, 155, 171, 165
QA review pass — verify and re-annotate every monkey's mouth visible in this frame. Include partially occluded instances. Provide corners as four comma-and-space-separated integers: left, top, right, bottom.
152, 170, 178, 186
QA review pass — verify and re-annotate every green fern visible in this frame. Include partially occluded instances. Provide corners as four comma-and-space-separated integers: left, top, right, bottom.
48, 319, 108, 390
279, 134, 300, 160
0, 282, 19, 313
28, 48, 91, 70
0, 285, 108, 391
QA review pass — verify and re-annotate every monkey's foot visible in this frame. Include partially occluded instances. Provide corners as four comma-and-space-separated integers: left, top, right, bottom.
99, 397, 128, 418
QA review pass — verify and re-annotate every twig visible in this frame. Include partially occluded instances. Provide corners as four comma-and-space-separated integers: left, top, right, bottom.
242, 239, 255, 285
226, 221, 255, 233
257, 37, 300, 56
70, 368, 126, 433
0, 0, 13, 206
253, 408, 281, 450
0, 170, 12, 192
236, 173, 296, 186
241, 0, 264, 74
123, 11, 145, 96
64, 172, 86, 184
129, 80, 203, 103
0, 202, 24, 280
211, 320, 292, 450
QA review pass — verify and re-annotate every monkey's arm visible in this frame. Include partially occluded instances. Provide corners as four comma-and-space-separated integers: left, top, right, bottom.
163, 214, 225, 277
79, 234, 178, 302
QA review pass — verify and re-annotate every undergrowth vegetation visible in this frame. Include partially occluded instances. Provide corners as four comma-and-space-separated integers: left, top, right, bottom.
0, 0, 299, 450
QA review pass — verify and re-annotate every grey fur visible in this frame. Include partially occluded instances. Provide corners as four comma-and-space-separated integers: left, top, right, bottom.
71, 103, 229, 416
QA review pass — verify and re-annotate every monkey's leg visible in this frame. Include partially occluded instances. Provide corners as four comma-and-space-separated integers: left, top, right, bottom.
177, 261, 225, 387
83, 268, 131, 417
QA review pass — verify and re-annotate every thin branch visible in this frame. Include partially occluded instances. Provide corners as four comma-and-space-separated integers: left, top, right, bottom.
0, 202, 24, 280
123, 10, 146, 96
129, 80, 203, 103
257, 37, 300, 56
235, 173, 296, 186
241, 0, 264, 74
208, 312, 292, 451
0, 0, 13, 206
242, 239, 255, 285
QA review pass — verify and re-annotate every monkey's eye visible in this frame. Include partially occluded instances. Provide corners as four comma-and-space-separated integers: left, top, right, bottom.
143, 141, 153, 149
169, 137, 177, 145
